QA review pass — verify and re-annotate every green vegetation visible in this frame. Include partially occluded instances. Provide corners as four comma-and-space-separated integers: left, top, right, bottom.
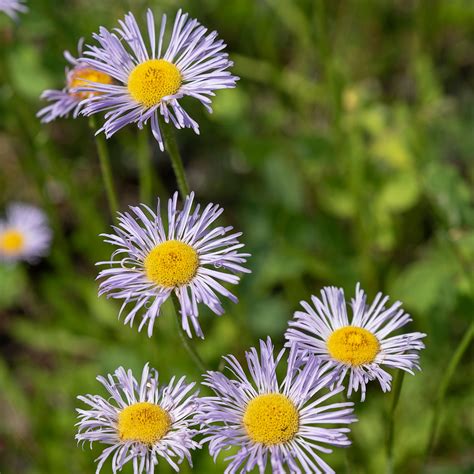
0, 0, 473, 472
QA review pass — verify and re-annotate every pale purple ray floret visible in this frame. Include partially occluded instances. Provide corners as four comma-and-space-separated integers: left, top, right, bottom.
0, 0, 27, 19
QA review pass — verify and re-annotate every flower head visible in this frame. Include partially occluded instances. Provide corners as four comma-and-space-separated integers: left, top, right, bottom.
285, 284, 426, 401
76, 363, 200, 473
98, 192, 250, 338
0, 203, 51, 263
37, 39, 114, 123
0, 0, 27, 19
79, 9, 238, 150
198, 338, 356, 474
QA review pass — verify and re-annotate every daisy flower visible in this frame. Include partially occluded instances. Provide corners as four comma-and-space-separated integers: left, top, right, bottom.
198, 338, 356, 474
79, 9, 238, 150
37, 39, 114, 123
97, 192, 250, 338
285, 284, 426, 401
76, 363, 200, 473
0, 0, 27, 19
0, 203, 51, 263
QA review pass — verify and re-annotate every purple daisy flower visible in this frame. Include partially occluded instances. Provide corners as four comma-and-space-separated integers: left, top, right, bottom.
97, 192, 250, 338
37, 39, 114, 123
76, 363, 200, 473
0, 203, 51, 263
78, 9, 238, 150
198, 338, 357, 474
0, 0, 27, 19
285, 284, 426, 401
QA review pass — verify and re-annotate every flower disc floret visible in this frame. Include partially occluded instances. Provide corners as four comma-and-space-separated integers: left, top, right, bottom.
327, 326, 380, 366
118, 402, 171, 444
0, 229, 25, 255
144, 240, 199, 287
243, 393, 299, 445
68, 67, 114, 99
128, 59, 182, 107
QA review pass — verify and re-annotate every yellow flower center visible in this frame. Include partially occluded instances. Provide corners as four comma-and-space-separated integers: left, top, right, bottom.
144, 240, 199, 287
68, 67, 114, 99
127, 59, 182, 107
118, 402, 171, 445
0, 229, 25, 255
243, 393, 299, 445
327, 326, 380, 366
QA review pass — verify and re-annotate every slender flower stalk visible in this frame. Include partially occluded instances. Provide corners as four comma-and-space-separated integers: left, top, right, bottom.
137, 129, 153, 205
424, 322, 473, 461
161, 119, 189, 198
386, 370, 405, 474
88, 117, 119, 218
170, 294, 206, 373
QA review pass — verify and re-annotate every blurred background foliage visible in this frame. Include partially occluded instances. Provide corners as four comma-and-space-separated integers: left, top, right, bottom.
0, 0, 473, 472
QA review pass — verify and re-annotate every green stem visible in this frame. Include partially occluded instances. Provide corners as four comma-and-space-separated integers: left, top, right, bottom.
342, 391, 353, 473
161, 120, 190, 198
425, 322, 474, 461
170, 295, 206, 373
88, 117, 119, 218
386, 370, 405, 474
137, 129, 153, 205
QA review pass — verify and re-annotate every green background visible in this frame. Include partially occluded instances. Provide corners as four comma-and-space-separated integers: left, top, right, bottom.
0, 0, 473, 472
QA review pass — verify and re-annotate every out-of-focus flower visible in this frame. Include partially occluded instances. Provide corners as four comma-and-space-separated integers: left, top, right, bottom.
0, 0, 27, 19
198, 338, 356, 474
0, 203, 51, 263
285, 284, 426, 401
37, 39, 114, 123
76, 363, 200, 473
97, 192, 249, 338
79, 9, 238, 150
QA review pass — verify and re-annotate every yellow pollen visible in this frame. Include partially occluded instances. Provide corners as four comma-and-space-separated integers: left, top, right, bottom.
0, 229, 25, 255
144, 240, 199, 287
127, 59, 182, 107
118, 402, 171, 445
243, 393, 299, 445
68, 67, 114, 99
327, 326, 380, 366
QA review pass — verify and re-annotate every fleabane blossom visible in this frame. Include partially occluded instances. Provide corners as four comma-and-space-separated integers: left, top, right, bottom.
76, 363, 200, 473
79, 9, 238, 150
97, 192, 249, 338
198, 338, 356, 474
38, 39, 114, 123
285, 284, 426, 401
0, 203, 51, 263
